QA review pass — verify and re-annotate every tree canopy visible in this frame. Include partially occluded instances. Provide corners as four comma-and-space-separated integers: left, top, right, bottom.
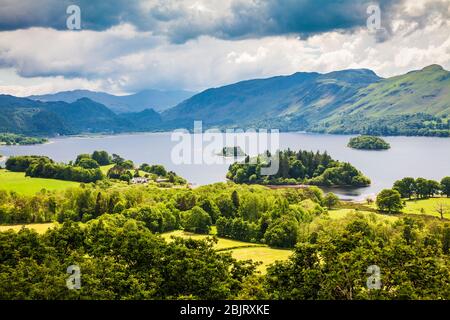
348, 135, 391, 150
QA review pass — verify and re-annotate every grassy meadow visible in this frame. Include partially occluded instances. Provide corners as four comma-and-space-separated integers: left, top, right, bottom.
402, 197, 450, 219
0, 169, 79, 195
162, 230, 293, 273
328, 208, 400, 222
0, 222, 56, 234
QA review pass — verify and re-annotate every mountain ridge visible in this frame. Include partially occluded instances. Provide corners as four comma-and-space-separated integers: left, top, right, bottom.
1, 65, 449, 137
28, 89, 195, 113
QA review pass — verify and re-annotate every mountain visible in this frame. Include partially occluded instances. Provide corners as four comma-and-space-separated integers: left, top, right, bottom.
118, 109, 162, 131
310, 65, 450, 135
162, 69, 382, 129
28, 89, 195, 113
2, 65, 449, 137
0, 95, 162, 135
162, 65, 450, 136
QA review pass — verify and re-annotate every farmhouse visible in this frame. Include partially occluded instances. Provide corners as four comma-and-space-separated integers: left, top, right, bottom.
131, 177, 149, 184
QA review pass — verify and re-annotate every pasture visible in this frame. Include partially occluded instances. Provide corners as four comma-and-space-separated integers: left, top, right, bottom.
0, 169, 79, 195
162, 230, 292, 273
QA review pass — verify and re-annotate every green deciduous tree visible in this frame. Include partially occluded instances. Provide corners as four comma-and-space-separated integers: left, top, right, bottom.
376, 189, 404, 213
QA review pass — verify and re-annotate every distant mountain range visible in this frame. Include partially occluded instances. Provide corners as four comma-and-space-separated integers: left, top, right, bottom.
162, 64, 450, 136
1, 65, 449, 137
28, 89, 195, 113
0, 95, 161, 135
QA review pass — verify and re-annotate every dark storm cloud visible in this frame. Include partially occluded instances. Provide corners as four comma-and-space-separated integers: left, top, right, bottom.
0, 0, 147, 31
0, 0, 447, 43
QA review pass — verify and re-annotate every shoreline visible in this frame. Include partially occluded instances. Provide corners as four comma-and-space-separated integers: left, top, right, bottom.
4, 130, 449, 140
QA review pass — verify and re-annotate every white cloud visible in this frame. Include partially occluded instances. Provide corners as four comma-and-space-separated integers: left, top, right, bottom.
0, 0, 449, 96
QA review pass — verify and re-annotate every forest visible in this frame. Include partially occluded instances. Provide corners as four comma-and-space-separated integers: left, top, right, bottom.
0, 180, 449, 299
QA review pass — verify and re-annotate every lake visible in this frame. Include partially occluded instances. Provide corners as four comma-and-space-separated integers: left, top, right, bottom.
1, 132, 449, 200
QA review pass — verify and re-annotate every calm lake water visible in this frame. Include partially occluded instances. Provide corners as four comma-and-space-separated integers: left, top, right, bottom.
1, 132, 449, 200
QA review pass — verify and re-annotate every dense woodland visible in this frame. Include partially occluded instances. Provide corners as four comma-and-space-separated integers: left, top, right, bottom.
227, 149, 371, 187
1, 149, 449, 300
313, 113, 450, 137
0, 133, 47, 145
0, 182, 449, 299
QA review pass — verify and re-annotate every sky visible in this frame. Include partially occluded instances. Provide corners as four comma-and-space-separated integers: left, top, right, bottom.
0, 0, 449, 96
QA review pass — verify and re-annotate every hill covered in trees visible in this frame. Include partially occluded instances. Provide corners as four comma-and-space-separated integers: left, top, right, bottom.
227, 149, 370, 187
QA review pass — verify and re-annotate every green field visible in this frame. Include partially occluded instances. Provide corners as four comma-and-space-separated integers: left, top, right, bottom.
162, 230, 263, 250
162, 230, 292, 273
0, 169, 79, 195
0, 226, 293, 272
0, 222, 56, 234
225, 247, 292, 273
100, 164, 114, 175
328, 208, 400, 222
332, 197, 450, 221
402, 197, 450, 219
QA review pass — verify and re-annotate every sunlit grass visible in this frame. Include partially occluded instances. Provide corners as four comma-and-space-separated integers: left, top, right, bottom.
0, 169, 79, 195
0, 222, 57, 234
402, 197, 450, 219
162, 229, 292, 273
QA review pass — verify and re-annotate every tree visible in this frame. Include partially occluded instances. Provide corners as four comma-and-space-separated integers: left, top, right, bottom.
231, 190, 240, 209
198, 198, 221, 224
112, 154, 125, 165
234, 168, 246, 183
264, 217, 299, 248
183, 206, 212, 234
77, 158, 100, 169
324, 192, 340, 209
92, 151, 111, 165
393, 177, 416, 199
435, 202, 449, 220
441, 177, 450, 197
376, 189, 404, 213
75, 154, 91, 165
427, 179, 441, 198
415, 178, 430, 198
216, 195, 236, 218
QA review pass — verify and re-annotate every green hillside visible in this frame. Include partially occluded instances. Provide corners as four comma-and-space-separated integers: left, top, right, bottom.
312, 65, 450, 136
161, 65, 449, 136
0, 95, 162, 135
1, 65, 449, 136
162, 69, 381, 130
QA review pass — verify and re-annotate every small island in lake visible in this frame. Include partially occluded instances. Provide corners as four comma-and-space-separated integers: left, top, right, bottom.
348, 135, 390, 150
0, 133, 48, 146
218, 146, 247, 157
227, 149, 371, 187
